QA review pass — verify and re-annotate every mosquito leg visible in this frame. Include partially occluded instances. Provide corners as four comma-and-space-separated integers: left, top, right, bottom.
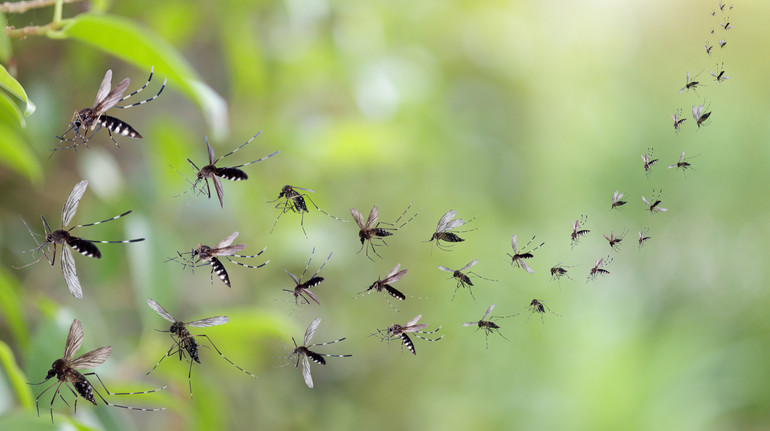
196, 334, 258, 379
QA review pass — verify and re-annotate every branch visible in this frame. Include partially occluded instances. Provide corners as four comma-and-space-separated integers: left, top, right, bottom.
0, 0, 83, 14
5, 21, 67, 39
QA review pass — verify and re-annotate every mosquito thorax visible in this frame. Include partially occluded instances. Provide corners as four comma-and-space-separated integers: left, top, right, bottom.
76, 107, 97, 127
170, 322, 187, 336
48, 230, 70, 245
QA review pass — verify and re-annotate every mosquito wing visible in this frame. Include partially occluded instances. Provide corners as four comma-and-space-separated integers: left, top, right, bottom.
92, 70, 113, 108
61, 246, 83, 299
384, 264, 407, 283
520, 259, 534, 274
462, 321, 479, 327
285, 270, 300, 285
304, 317, 322, 345
213, 244, 247, 256
146, 298, 176, 323
405, 314, 423, 328
70, 346, 112, 369
350, 208, 365, 229
642, 196, 652, 207
511, 234, 518, 253
459, 259, 479, 272
93, 78, 130, 114
442, 218, 466, 232
186, 316, 229, 328
62, 180, 89, 227
481, 304, 495, 321
435, 210, 456, 231
205, 137, 216, 165
213, 176, 225, 208
216, 232, 240, 249
63, 319, 85, 361
301, 355, 313, 388
365, 206, 379, 229
437, 265, 454, 274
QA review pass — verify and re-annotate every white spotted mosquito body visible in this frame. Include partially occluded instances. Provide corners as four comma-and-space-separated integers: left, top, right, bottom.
366, 263, 408, 301
642, 189, 667, 214
146, 299, 257, 399
570, 214, 590, 246
528, 299, 561, 324
185, 133, 279, 208
350, 201, 420, 260
693, 103, 713, 128
428, 209, 477, 250
719, 17, 732, 30
587, 257, 612, 282
438, 259, 497, 301
611, 190, 627, 209
283, 248, 332, 306
16, 180, 144, 299
462, 304, 517, 348
29, 319, 166, 423
288, 317, 352, 389
268, 185, 345, 237
507, 234, 543, 274
54, 67, 166, 152
374, 314, 443, 355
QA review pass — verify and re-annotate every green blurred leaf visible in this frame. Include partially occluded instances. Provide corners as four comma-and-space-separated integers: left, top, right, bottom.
60, 14, 228, 140
0, 340, 33, 411
0, 268, 29, 351
0, 91, 25, 126
0, 121, 42, 183
0, 65, 35, 117
0, 13, 12, 62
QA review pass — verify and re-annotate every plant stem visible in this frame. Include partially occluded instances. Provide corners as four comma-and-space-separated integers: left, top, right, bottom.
0, 0, 83, 14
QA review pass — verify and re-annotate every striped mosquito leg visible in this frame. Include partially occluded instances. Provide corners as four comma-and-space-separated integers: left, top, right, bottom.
115, 76, 167, 109
217, 131, 262, 160
417, 326, 442, 335
195, 334, 258, 379
86, 372, 167, 396
414, 333, 444, 342
230, 150, 281, 169
225, 256, 269, 270
209, 257, 231, 287
309, 338, 348, 347
74, 210, 134, 228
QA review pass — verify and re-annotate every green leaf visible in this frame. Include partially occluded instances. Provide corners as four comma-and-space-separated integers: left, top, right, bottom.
0, 121, 42, 183
0, 64, 35, 117
0, 340, 33, 411
0, 91, 25, 126
60, 14, 229, 140
0, 13, 13, 62
0, 268, 29, 351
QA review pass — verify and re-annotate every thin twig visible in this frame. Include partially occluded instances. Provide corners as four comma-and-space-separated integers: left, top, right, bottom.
5, 21, 68, 39
0, 0, 83, 14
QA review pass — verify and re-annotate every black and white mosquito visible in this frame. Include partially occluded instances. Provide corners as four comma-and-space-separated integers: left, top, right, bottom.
570, 215, 590, 246
709, 63, 730, 83
705, 42, 713, 55
642, 189, 667, 214
604, 229, 628, 251
550, 262, 575, 283
29, 319, 165, 422
528, 299, 561, 323
438, 259, 496, 301
719, 39, 727, 48
365, 263, 408, 301
374, 314, 443, 355
611, 190, 627, 209
587, 257, 612, 282
54, 67, 166, 152
462, 304, 517, 348
146, 299, 257, 399
507, 234, 543, 274
672, 109, 687, 133
693, 103, 712, 128
669, 151, 697, 174
288, 317, 352, 389
17, 180, 144, 299
642, 147, 659, 174
350, 202, 420, 260
283, 248, 332, 306
268, 185, 345, 237
428, 209, 476, 250
679, 71, 701, 94
638, 228, 652, 248
170, 232, 268, 288
719, 17, 733, 30
185, 133, 279, 208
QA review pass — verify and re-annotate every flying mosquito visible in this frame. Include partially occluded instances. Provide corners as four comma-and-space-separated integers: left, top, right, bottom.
704, 42, 713, 55
604, 229, 628, 251
718, 39, 727, 48
507, 234, 543, 274
146, 299, 257, 399
672, 108, 687, 133
350, 202, 420, 260
438, 259, 496, 301
268, 185, 345, 237
693, 103, 712, 128
288, 317, 352, 389
428, 209, 476, 250
611, 190, 627, 209
17, 180, 144, 299
528, 299, 561, 323
365, 263, 408, 301
283, 248, 332, 306
54, 67, 166, 152
710, 63, 730, 83
374, 314, 443, 355
669, 151, 697, 174
587, 257, 612, 282
638, 228, 652, 248
642, 147, 659, 174
719, 17, 732, 30
170, 232, 268, 288
185, 133, 279, 208
550, 262, 575, 283
679, 71, 702, 94
642, 189, 667, 214
570, 215, 590, 246
29, 319, 165, 422
462, 304, 517, 348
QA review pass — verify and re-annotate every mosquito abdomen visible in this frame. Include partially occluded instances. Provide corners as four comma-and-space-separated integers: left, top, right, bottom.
216, 167, 248, 181
68, 238, 102, 258
99, 115, 142, 139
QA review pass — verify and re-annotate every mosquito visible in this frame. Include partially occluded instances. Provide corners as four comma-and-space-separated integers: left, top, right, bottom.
642, 189, 667, 214
268, 185, 345, 237
587, 257, 612, 282
709, 63, 730, 83
719, 17, 732, 30
365, 263, 408, 301
350, 202, 420, 260
693, 103, 712, 128
672, 108, 686, 133
638, 227, 652, 248
570, 215, 590, 246
146, 299, 257, 399
186, 133, 279, 208
16, 180, 144, 299
375, 314, 443, 355
528, 299, 561, 323
54, 67, 166, 152
704, 42, 713, 55
507, 234, 543, 274
29, 319, 165, 422
428, 209, 477, 250
288, 317, 352, 389
550, 262, 574, 283
642, 147, 659, 174
679, 71, 701, 94
438, 259, 496, 301
668, 151, 697, 174
283, 248, 332, 306
462, 304, 517, 348
718, 39, 727, 48
604, 229, 628, 251
170, 232, 268, 288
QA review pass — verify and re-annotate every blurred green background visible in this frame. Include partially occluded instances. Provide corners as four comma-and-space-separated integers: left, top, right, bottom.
1, 0, 769, 430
